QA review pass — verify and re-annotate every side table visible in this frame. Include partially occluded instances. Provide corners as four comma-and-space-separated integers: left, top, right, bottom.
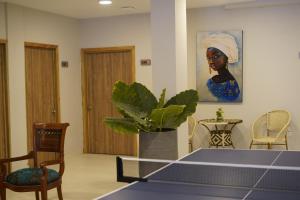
199, 119, 242, 148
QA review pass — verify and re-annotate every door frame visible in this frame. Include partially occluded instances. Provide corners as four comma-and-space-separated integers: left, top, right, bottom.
0, 39, 11, 163
24, 42, 61, 152
81, 46, 136, 153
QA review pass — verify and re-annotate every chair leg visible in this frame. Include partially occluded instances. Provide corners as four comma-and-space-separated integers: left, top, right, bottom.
285, 135, 288, 150
40, 176, 48, 200
57, 185, 63, 200
41, 182, 47, 200
35, 191, 40, 200
0, 187, 6, 200
249, 141, 253, 149
41, 189, 47, 200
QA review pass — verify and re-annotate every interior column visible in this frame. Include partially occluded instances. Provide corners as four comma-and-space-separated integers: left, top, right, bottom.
151, 0, 188, 157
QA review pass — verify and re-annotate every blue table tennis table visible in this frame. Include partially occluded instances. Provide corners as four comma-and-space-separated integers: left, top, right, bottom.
95, 149, 300, 200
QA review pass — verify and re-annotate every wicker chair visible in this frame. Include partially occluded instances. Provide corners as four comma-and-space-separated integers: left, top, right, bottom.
0, 123, 69, 200
188, 116, 198, 152
249, 110, 291, 150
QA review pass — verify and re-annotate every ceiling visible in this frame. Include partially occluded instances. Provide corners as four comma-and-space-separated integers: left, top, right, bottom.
0, 0, 299, 19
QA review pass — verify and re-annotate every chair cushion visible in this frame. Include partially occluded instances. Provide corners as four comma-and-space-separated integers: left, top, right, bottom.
6, 168, 60, 186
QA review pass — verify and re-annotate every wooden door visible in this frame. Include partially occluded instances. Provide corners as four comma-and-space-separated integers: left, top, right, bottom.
0, 40, 10, 161
25, 42, 60, 164
82, 46, 137, 156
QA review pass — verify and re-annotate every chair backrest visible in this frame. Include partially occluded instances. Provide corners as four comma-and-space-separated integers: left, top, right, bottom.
33, 123, 69, 153
188, 116, 197, 139
267, 110, 290, 132
252, 110, 291, 139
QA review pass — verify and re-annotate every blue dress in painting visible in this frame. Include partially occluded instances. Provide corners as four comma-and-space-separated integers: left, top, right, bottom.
207, 78, 240, 101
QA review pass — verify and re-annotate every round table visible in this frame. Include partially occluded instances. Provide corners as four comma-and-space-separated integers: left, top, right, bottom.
199, 119, 242, 148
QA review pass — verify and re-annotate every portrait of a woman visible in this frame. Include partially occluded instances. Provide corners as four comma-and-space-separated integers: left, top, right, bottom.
197, 31, 242, 102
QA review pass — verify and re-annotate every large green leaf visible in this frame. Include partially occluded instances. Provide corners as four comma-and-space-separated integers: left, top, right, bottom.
164, 90, 199, 125
116, 102, 148, 127
112, 81, 158, 116
157, 88, 166, 109
150, 105, 185, 131
104, 118, 138, 134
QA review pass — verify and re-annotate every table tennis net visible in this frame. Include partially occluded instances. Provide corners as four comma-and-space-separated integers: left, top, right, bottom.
119, 157, 300, 192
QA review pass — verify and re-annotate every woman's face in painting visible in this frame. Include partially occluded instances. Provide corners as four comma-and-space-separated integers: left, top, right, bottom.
206, 47, 228, 71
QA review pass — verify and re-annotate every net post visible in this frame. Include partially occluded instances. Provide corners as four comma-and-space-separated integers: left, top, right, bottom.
116, 156, 148, 183
116, 156, 124, 182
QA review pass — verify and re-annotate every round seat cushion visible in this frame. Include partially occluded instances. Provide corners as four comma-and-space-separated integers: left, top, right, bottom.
6, 168, 60, 186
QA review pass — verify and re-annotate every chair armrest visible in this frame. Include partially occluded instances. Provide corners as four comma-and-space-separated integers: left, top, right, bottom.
40, 160, 65, 176
275, 124, 290, 140
0, 151, 34, 164
0, 152, 34, 178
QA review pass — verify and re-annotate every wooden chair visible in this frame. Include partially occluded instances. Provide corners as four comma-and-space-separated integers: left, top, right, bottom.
249, 110, 291, 150
0, 122, 69, 200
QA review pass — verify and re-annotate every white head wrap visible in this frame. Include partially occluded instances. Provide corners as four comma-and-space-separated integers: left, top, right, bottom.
202, 33, 239, 64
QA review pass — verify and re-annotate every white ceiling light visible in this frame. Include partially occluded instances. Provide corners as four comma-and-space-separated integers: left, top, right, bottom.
98, 0, 112, 5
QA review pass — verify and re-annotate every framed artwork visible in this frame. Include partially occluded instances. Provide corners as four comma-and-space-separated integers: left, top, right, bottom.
196, 30, 243, 102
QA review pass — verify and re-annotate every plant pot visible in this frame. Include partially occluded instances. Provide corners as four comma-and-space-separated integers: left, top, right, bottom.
139, 129, 178, 177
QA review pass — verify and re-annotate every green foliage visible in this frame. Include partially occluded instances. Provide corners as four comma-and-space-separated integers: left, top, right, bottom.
105, 118, 138, 134
216, 107, 224, 121
150, 105, 186, 131
104, 81, 199, 134
157, 88, 166, 109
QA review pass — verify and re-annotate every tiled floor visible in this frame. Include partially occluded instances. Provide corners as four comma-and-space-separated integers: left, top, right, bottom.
7, 153, 126, 200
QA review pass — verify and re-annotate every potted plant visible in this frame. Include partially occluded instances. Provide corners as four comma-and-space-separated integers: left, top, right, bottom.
216, 107, 224, 122
105, 81, 198, 175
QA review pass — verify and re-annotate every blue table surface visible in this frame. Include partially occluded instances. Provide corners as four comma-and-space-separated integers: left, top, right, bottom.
96, 149, 300, 200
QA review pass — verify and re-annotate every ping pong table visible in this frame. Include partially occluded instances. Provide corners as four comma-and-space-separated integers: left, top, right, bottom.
95, 149, 300, 200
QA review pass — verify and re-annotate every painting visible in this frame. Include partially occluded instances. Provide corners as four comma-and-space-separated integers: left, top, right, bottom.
196, 30, 243, 102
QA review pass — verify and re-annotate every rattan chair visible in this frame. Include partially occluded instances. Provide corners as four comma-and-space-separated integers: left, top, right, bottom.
188, 116, 198, 152
0, 123, 69, 200
249, 110, 291, 150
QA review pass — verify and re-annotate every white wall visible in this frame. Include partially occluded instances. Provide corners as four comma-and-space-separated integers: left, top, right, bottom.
80, 4, 300, 151
187, 4, 300, 149
79, 14, 152, 89
5, 4, 82, 169
22, 6, 83, 156
0, 3, 6, 39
